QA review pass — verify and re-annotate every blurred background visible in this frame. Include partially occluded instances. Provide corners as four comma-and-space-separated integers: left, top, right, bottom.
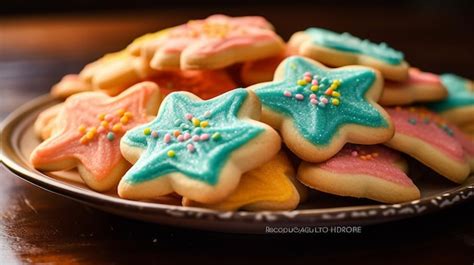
1, 0, 473, 116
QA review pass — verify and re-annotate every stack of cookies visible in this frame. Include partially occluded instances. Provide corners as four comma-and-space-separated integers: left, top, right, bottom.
30, 15, 474, 211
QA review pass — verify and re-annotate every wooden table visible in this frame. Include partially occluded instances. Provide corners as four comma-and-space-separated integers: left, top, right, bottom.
1, 6, 473, 264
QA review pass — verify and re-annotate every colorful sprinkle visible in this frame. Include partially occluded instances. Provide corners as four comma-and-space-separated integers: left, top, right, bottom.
297, 80, 307, 86
309, 94, 317, 99
167, 150, 176, 157
203, 111, 211, 118
183, 132, 191, 140
120, 116, 129, 124
295, 94, 304, 100
104, 114, 113, 122
200, 133, 210, 141
173, 130, 181, 137
97, 126, 106, 133
200, 121, 209, 128
101, 121, 109, 128
311, 85, 319, 92
164, 133, 171, 143
351, 151, 358, 157
192, 117, 201, 127
185, 113, 193, 120
80, 136, 88, 144
211, 132, 221, 140
331, 98, 340, 106
151, 131, 159, 138
85, 131, 95, 140
97, 113, 106, 121
283, 90, 292, 97
187, 144, 195, 153
117, 109, 126, 116
106, 132, 115, 141
177, 135, 184, 142
144, 128, 151, 135
124, 112, 133, 118
332, 91, 340, 97
321, 97, 329, 104
310, 99, 318, 105
192, 135, 200, 142
78, 125, 86, 133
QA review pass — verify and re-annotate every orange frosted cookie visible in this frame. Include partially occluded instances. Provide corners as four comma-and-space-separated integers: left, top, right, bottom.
30, 82, 163, 191
148, 69, 237, 99
183, 151, 306, 211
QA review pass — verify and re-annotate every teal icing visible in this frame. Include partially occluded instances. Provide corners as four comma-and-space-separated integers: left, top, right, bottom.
304, 28, 404, 65
122, 89, 263, 185
428, 74, 474, 112
254, 56, 388, 146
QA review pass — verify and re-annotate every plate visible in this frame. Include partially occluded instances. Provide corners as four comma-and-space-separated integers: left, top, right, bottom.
1, 95, 473, 233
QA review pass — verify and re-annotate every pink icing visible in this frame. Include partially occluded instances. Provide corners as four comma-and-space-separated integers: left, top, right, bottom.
387, 108, 465, 161
148, 15, 281, 57
408, 68, 441, 84
385, 68, 441, 88
452, 126, 474, 156
30, 83, 158, 180
319, 144, 414, 187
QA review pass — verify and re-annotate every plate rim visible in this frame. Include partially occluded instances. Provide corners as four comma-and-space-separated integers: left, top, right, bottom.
1, 95, 474, 228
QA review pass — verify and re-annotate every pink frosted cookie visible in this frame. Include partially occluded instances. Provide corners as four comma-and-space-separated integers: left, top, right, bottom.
140, 14, 285, 70
385, 107, 470, 183
451, 126, 474, 172
379, 68, 447, 106
298, 144, 420, 203
30, 82, 162, 191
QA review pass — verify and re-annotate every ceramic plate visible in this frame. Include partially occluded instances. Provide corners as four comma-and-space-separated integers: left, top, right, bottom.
1, 95, 473, 233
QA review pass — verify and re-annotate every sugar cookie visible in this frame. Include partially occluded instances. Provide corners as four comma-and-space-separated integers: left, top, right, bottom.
34, 103, 64, 140
428, 73, 474, 127
51, 74, 92, 99
380, 68, 447, 106
240, 47, 294, 86
118, 89, 281, 203
140, 14, 285, 70
385, 107, 470, 183
251, 56, 394, 162
298, 144, 420, 203
183, 151, 306, 211
30, 82, 162, 191
147, 70, 237, 99
289, 28, 409, 81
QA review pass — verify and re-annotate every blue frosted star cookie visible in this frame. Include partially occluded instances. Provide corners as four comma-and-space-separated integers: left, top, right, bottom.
428, 74, 474, 130
289, 28, 409, 81
250, 56, 394, 162
118, 89, 281, 203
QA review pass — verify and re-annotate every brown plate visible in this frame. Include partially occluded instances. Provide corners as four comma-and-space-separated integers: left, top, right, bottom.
1, 95, 473, 233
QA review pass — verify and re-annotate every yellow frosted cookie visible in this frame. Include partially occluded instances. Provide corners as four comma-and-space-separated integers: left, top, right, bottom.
183, 151, 307, 211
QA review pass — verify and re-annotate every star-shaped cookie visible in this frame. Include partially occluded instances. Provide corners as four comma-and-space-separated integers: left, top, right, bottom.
251, 56, 394, 162
119, 89, 281, 203
30, 82, 162, 191
140, 14, 285, 70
